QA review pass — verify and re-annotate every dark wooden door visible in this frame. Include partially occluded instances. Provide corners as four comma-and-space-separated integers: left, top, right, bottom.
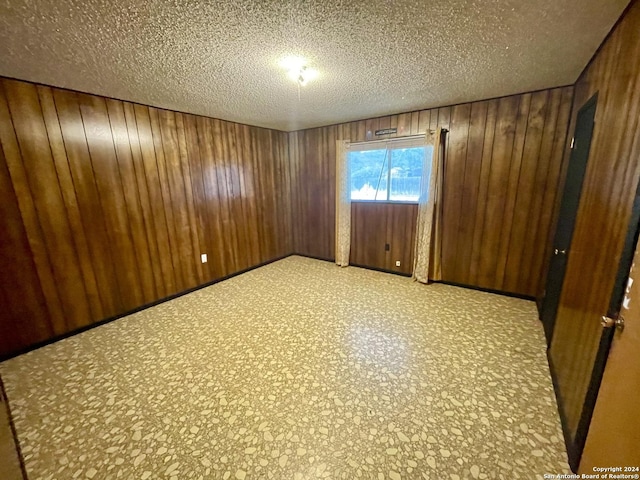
555, 178, 640, 472
540, 94, 598, 345
547, 88, 640, 469
567, 178, 640, 471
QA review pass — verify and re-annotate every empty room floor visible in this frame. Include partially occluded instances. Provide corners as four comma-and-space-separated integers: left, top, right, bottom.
0, 256, 570, 479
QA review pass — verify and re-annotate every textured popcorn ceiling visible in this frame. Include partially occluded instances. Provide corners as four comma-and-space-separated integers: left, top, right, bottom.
0, 0, 629, 131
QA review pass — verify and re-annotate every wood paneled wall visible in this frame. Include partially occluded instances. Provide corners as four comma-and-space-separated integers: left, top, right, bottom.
289, 87, 574, 296
550, 0, 640, 446
0, 77, 292, 357
350, 202, 418, 275
0, 142, 53, 355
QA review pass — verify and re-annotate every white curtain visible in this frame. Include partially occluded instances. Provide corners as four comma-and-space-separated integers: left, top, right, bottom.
413, 128, 443, 283
335, 139, 351, 266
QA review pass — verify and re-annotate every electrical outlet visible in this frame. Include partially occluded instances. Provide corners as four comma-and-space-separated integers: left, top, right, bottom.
201, 253, 207, 263
395, 260, 401, 267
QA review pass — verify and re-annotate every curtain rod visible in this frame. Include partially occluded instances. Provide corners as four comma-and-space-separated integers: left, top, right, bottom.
350, 129, 449, 146
373, 129, 449, 137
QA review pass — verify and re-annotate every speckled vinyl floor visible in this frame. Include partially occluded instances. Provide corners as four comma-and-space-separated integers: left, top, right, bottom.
0, 256, 570, 480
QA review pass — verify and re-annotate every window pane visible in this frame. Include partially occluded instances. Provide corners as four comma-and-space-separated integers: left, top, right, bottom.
349, 149, 389, 200
389, 147, 426, 202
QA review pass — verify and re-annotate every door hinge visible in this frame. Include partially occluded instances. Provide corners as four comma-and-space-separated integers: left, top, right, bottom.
570, 137, 575, 149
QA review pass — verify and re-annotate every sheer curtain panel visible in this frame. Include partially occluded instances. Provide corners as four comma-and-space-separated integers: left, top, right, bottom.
413, 128, 444, 283
335, 139, 351, 266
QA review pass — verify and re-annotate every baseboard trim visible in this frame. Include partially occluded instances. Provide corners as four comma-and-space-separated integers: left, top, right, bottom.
349, 263, 412, 277
0, 253, 294, 363
433, 280, 536, 301
293, 254, 536, 297
292, 254, 412, 277
291, 252, 335, 263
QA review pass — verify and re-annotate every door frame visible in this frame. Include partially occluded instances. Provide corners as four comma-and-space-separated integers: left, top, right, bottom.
568, 176, 640, 470
547, 135, 640, 471
540, 93, 598, 345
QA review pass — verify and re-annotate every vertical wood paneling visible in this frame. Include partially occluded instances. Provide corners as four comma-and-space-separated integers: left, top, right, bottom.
132, 104, 177, 296
503, 90, 550, 293
181, 113, 213, 282
239, 125, 261, 266
123, 103, 167, 299
4, 80, 91, 331
148, 106, 186, 291
275, 131, 291, 254
106, 98, 158, 304
38, 86, 105, 321
387, 203, 419, 274
0, 91, 67, 336
351, 203, 388, 269
53, 89, 122, 318
536, 88, 573, 292
227, 123, 246, 270
216, 119, 241, 272
494, 94, 530, 285
242, 130, 261, 263
476, 96, 520, 287
550, 1, 640, 445
469, 99, 498, 286
289, 131, 302, 256
0, 143, 53, 354
0, 77, 292, 358
349, 202, 417, 275
289, 87, 574, 296
195, 116, 227, 277
455, 101, 488, 285
441, 103, 471, 280
292, 127, 336, 260
416, 111, 429, 134
175, 112, 205, 285
79, 94, 144, 311
225, 123, 249, 272
527, 87, 574, 295
156, 108, 199, 290
397, 113, 411, 137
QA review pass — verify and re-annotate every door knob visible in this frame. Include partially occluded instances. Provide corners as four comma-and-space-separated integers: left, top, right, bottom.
554, 249, 567, 255
601, 315, 625, 332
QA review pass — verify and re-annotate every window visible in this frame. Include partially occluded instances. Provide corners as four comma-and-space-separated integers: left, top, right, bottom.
348, 138, 428, 202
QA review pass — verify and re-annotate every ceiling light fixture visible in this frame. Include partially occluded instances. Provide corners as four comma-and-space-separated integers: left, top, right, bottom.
287, 64, 318, 87
279, 56, 318, 99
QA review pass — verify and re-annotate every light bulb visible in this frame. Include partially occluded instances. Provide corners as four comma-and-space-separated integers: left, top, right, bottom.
279, 56, 318, 86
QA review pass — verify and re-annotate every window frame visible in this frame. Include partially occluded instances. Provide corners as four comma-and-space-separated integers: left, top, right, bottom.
347, 135, 427, 204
